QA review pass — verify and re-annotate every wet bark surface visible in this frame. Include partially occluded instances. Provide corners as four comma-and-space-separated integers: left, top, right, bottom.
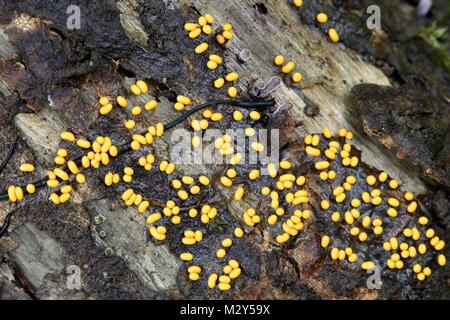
295, 1, 450, 191
0, 0, 449, 299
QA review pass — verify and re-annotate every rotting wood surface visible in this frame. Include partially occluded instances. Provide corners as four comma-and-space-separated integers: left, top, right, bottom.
0, 0, 449, 299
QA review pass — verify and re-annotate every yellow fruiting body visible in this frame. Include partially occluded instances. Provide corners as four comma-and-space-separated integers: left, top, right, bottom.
389, 179, 399, 189
321, 235, 330, 248
195, 42, 208, 54
19, 163, 35, 172
216, 248, 226, 258
222, 238, 233, 247
144, 100, 158, 111
14, 187, 24, 201
234, 187, 244, 200
328, 28, 339, 43
208, 273, 218, 288
50, 193, 60, 205
189, 28, 201, 39
54, 156, 64, 164
184, 22, 197, 31
234, 227, 244, 238
214, 78, 225, 89
198, 16, 207, 27
438, 254, 446, 266
26, 184, 35, 194
317, 13, 328, 23
99, 96, 109, 106
223, 24, 232, 32
117, 96, 128, 107
77, 139, 91, 149
228, 86, 237, 97
218, 283, 231, 291
361, 261, 375, 270
281, 61, 295, 74
249, 110, 261, 121
76, 174, 86, 184
274, 54, 285, 66
225, 72, 239, 82
220, 176, 233, 187
292, 72, 303, 83
207, 60, 217, 70
130, 84, 141, 96
61, 131, 76, 142
222, 30, 233, 40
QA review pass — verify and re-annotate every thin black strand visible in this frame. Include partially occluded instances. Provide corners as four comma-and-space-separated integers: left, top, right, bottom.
0, 137, 19, 174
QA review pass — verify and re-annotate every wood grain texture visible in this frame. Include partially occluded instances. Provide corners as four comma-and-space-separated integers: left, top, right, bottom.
187, 0, 426, 193
0, 0, 445, 299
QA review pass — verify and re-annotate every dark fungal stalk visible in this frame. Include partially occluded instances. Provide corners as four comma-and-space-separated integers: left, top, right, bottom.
0, 214, 12, 238
164, 99, 275, 130
0, 137, 19, 174
0, 138, 20, 238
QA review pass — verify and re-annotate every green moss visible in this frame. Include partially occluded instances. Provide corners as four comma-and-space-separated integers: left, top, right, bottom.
367, 100, 379, 109
419, 6, 450, 70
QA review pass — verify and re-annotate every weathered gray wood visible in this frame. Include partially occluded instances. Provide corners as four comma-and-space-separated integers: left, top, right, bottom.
186, 0, 426, 194
87, 199, 181, 291
0, 263, 31, 300
8, 222, 65, 289
117, 0, 149, 49
0, 0, 443, 300
0, 28, 16, 60
14, 109, 66, 167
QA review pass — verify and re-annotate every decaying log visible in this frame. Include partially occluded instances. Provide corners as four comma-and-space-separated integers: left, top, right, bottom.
0, 0, 448, 299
